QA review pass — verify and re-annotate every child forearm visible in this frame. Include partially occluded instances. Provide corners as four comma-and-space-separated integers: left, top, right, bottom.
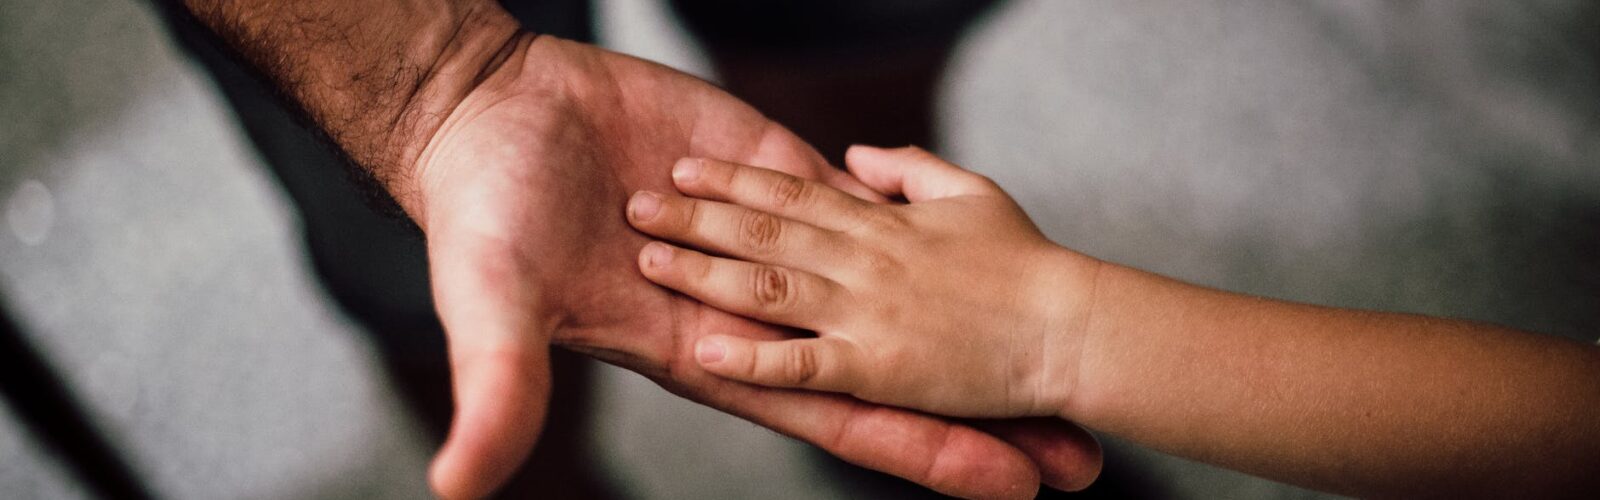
1059, 262, 1600, 497
627, 148, 1599, 497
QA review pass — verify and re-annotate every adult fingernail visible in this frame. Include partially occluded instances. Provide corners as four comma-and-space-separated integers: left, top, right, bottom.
673, 158, 702, 184
696, 338, 726, 364
629, 191, 662, 221
643, 242, 673, 268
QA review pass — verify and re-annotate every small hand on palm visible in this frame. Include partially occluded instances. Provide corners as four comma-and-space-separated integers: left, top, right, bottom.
413, 36, 1100, 500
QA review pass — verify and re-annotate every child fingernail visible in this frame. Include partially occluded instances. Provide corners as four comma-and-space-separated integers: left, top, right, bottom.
673, 158, 702, 184
696, 338, 726, 364
643, 242, 673, 267
629, 191, 662, 221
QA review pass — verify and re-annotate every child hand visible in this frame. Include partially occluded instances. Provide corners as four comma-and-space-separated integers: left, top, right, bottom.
625, 145, 1103, 418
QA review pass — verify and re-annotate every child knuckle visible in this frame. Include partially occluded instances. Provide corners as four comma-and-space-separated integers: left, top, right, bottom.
738, 211, 784, 254
856, 208, 908, 235
679, 198, 704, 233
768, 175, 812, 209
784, 344, 821, 385
752, 265, 795, 310
855, 249, 902, 282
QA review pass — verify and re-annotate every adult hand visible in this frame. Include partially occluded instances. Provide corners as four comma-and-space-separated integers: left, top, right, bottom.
412, 35, 1102, 499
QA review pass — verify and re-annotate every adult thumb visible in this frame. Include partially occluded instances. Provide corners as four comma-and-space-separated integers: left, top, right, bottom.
425, 239, 556, 500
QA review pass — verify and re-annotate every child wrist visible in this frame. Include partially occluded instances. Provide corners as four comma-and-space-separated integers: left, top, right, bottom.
1020, 246, 1105, 417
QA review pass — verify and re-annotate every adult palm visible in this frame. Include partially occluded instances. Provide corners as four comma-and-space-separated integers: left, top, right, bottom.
410, 35, 1100, 499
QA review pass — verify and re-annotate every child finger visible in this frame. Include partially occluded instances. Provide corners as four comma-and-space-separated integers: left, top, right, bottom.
671, 157, 878, 232
694, 334, 862, 394
637, 242, 844, 331
844, 145, 999, 202
628, 190, 850, 273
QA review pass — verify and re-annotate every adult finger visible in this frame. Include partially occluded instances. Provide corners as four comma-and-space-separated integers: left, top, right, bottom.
425, 237, 556, 500
978, 418, 1104, 492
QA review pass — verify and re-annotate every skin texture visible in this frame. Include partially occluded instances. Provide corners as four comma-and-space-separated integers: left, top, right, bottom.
416, 36, 1114, 499
181, 1, 1104, 498
632, 146, 1600, 499
414, 36, 1083, 499
626, 148, 1100, 418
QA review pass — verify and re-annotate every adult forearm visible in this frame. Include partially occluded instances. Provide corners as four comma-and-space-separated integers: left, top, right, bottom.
1063, 263, 1600, 497
181, 0, 526, 214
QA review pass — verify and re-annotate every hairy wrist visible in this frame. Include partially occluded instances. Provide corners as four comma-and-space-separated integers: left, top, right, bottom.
181, 0, 526, 213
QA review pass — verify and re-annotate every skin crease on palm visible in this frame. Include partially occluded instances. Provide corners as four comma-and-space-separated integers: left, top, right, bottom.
406, 34, 1101, 499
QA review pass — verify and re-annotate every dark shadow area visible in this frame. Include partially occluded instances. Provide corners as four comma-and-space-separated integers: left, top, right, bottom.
671, 0, 1005, 165
1038, 447, 1172, 500
0, 296, 158, 500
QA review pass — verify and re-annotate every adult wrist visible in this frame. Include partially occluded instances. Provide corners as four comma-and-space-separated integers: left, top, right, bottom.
362, 3, 530, 218
387, 11, 537, 221
181, 0, 528, 217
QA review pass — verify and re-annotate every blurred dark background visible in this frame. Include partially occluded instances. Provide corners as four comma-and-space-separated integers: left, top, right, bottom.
2, 0, 1596, 499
